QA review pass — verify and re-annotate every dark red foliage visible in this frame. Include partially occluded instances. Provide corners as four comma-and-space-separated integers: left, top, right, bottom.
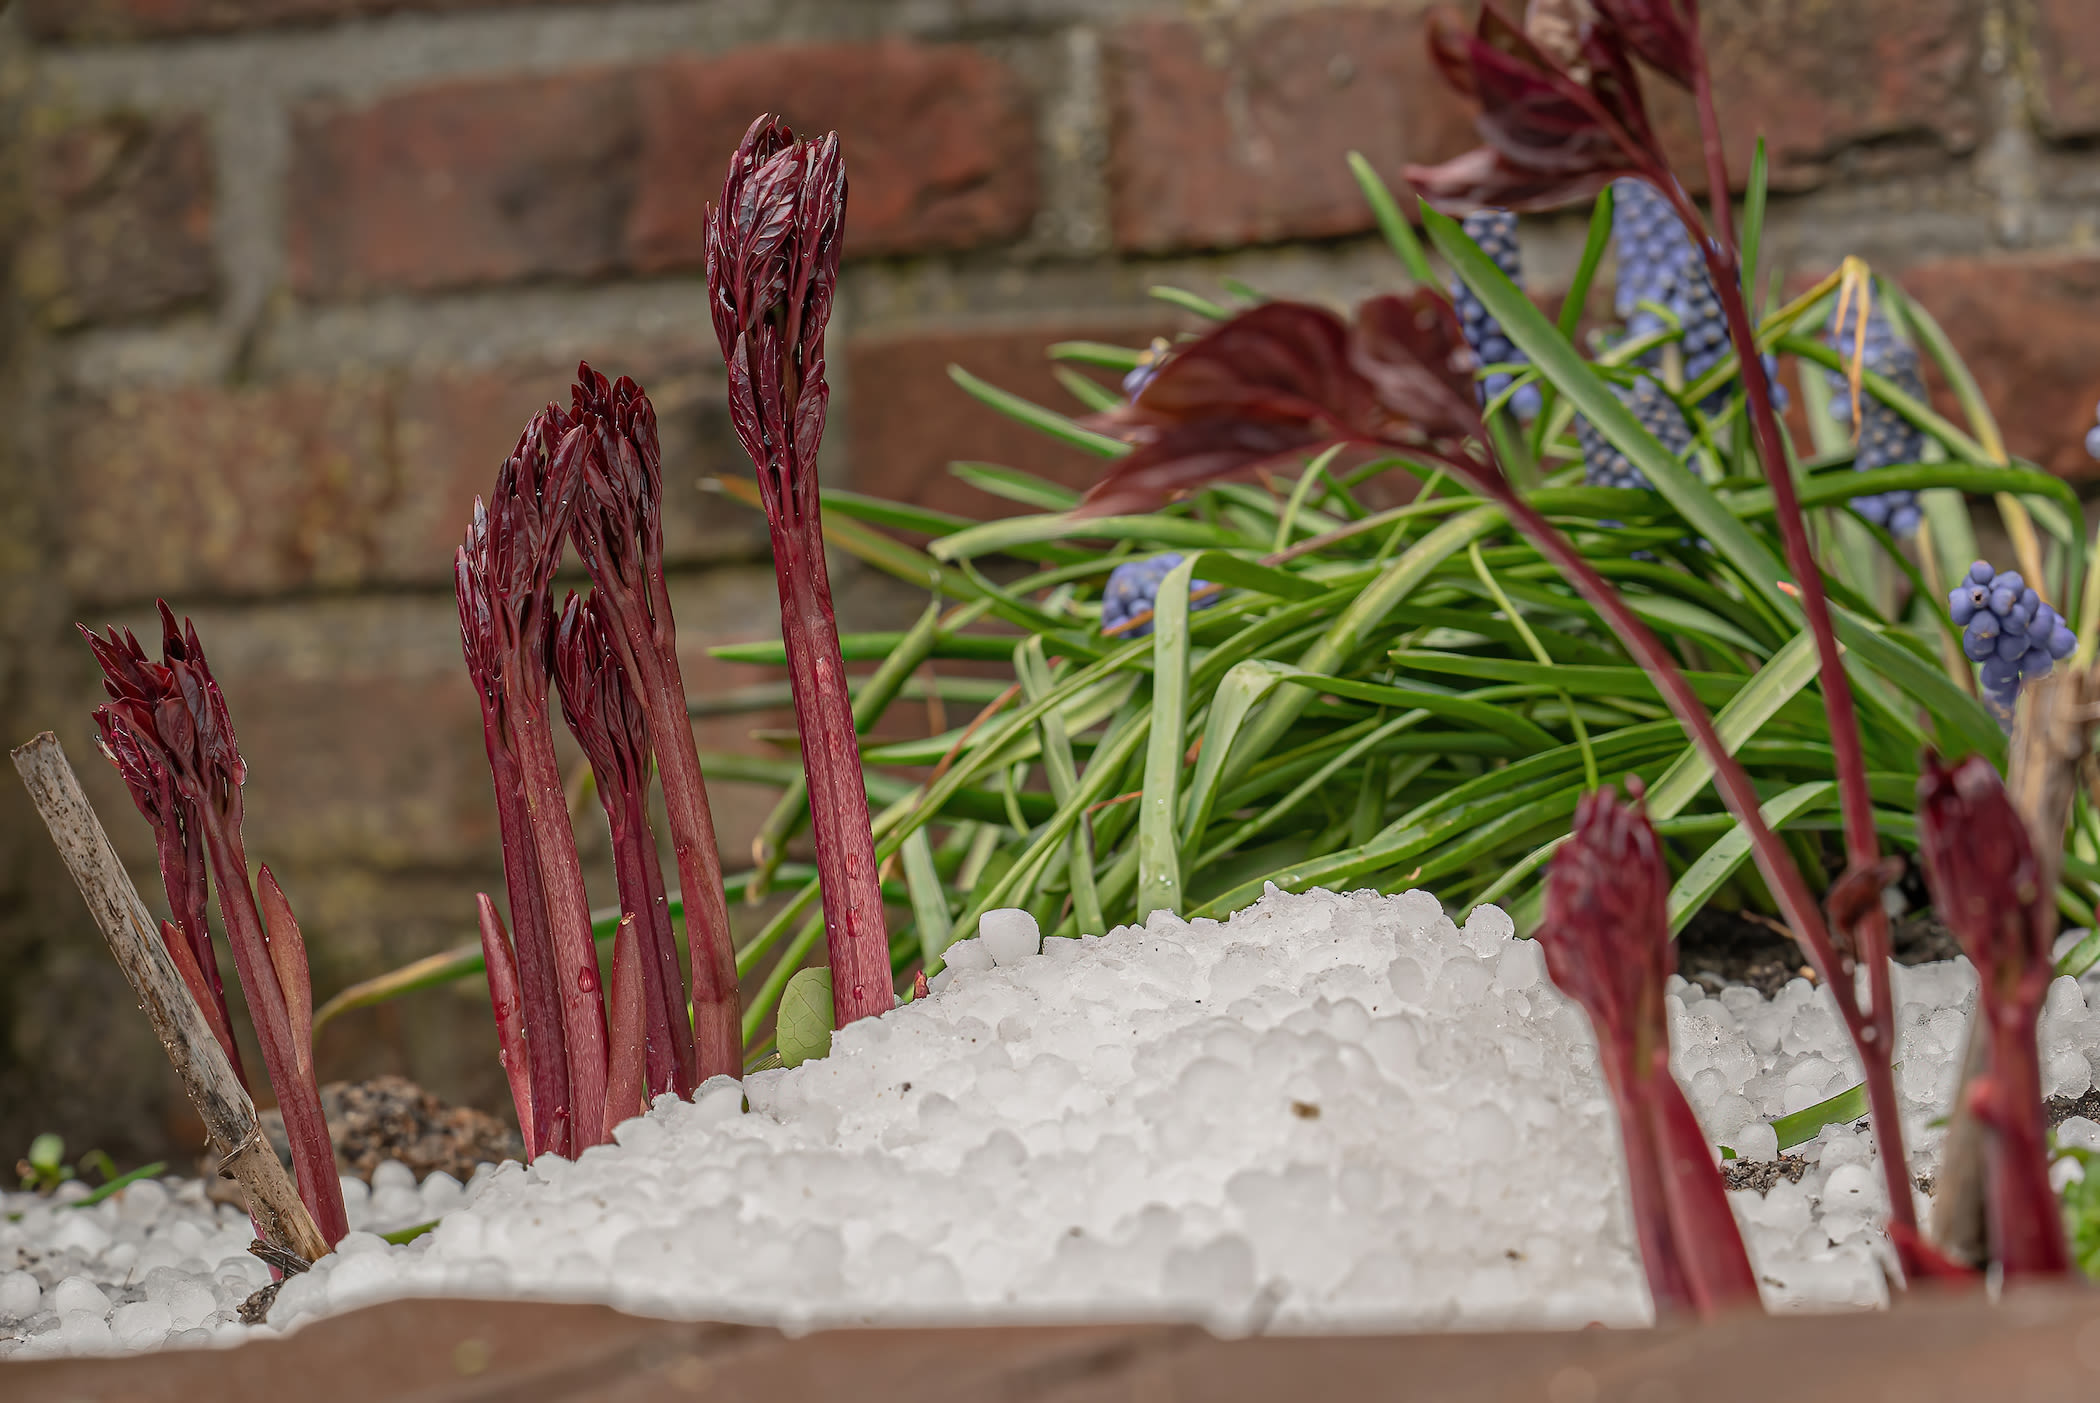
1915, 754, 2075, 1278
1405, 2, 1660, 212
1540, 783, 1762, 1320
1592, 0, 1699, 88
1078, 294, 1486, 518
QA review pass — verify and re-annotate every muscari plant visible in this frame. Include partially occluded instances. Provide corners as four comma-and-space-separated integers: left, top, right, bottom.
324, 0, 2099, 1288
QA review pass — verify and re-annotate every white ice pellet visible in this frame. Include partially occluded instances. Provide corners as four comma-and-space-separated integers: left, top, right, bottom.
48, 1277, 111, 1320
109, 1301, 172, 1351
18, 889, 2100, 1358
978, 909, 1041, 966
0, 1271, 40, 1321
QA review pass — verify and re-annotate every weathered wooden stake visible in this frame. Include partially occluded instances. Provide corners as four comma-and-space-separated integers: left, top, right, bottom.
11, 731, 329, 1266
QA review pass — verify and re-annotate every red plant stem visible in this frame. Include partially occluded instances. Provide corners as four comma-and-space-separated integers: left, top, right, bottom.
191, 815, 347, 1247
1678, 49, 1909, 1230
1648, 1075, 1762, 1312
163, 814, 242, 1079
769, 509, 892, 1028
604, 782, 693, 1097
511, 695, 610, 1152
1475, 482, 1914, 1232
478, 734, 571, 1156
616, 616, 740, 1085
1981, 1011, 2074, 1276
603, 914, 646, 1141
476, 895, 536, 1154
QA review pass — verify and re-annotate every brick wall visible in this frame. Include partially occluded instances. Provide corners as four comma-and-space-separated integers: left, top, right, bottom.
3, 0, 2099, 1160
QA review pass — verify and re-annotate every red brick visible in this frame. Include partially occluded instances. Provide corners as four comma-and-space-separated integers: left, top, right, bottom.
845, 320, 1182, 518
2031, 0, 2100, 137
19, 0, 621, 42
1652, 0, 1984, 193
23, 112, 215, 326
60, 352, 762, 604
287, 43, 1037, 300
627, 42, 1038, 269
63, 376, 396, 605
287, 69, 642, 300
1105, 7, 1474, 253
1897, 253, 2100, 482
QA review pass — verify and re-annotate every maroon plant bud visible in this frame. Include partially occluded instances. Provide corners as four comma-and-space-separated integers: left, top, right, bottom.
457, 510, 572, 1157
708, 116, 891, 1033
456, 404, 608, 1154
603, 914, 646, 1142
477, 894, 536, 1154
79, 606, 348, 1246
1915, 753, 2074, 1277
554, 591, 696, 1097
706, 115, 846, 521
1541, 784, 1761, 1320
1077, 296, 1487, 519
564, 364, 740, 1086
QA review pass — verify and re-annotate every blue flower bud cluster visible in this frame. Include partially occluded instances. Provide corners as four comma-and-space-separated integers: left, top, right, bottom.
2085, 397, 2100, 462
1449, 209, 1542, 419
1949, 560, 2075, 718
1824, 300, 1926, 538
1102, 554, 1218, 638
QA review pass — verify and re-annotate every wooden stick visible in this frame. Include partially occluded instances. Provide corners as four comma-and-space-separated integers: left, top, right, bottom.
11, 731, 330, 1265
1928, 668, 2097, 1268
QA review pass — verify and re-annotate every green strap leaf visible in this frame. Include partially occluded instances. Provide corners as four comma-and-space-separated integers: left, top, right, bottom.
1667, 782, 1836, 934
947, 364, 1130, 459
1646, 632, 1821, 820
1138, 558, 1196, 920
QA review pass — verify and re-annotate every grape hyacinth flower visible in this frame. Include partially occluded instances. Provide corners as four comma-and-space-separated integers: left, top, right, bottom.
1101, 553, 1219, 638
1575, 375, 1691, 491
1915, 753, 2076, 1277
565, 364, 741, 1084
554, 591, 695, 1100
1448, 209, 1542, 417
708, 115, 892, 1031
1949, 560, 2075, 724
1609, 179, 1783, 415
457, 408, 606, 1157
1539, 783, 1761, 1320
1611, 178, 1687, 338
1826, 299, 1925, 537
2084, 398, 2100, 462
82, 607, 348, 1248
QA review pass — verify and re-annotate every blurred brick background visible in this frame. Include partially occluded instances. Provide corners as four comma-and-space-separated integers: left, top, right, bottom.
1, 0, 2097, 1164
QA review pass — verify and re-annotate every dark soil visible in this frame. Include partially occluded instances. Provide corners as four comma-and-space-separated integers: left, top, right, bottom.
1676, 903, 1964, 999
2048, 1085, 2100, 1130
1720, 1154, 1809, 1195
220, 1075, 522, 1197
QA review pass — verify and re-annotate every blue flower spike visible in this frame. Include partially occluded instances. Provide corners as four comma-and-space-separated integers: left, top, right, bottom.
1102, 553, 1218, 638
1951, 560, 2075, 723
1449, 209, 1542, 419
